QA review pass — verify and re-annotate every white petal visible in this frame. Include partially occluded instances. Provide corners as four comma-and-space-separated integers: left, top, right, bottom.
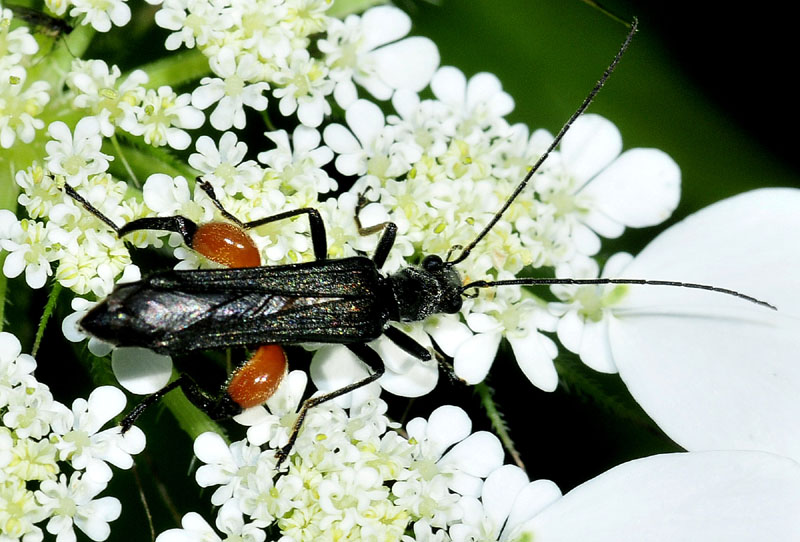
466, 72, 513, 117
371, 37, 440, 93
509, 333, 559, 392
430, 66, 466, 105
310, 345, 380, 408
440, 431, 504, 477
425, 405, 472, 453
560, 114, 622, 185
424, 315, 473, 356
582, 208, 624, 238
556, 309, 583, 354
482, 465, 530, 530
506, 479, 562, 532
345, 99, 384, 147
610, 188, 800, 461
323, 123, 362, 154
519, 451, 800, 542
454, 332, 501, 384
87, 386, 127, 424
581, 148, 681, 228
193, 432, 230, 465
379, 359, 438, 397
571, 222, 600, 255
361, 5, 411, 50
578, 318, 616, 374
111, 347, 173, 395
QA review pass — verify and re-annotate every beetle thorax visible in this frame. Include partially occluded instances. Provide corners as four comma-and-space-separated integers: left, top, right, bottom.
387, 255, 463, 322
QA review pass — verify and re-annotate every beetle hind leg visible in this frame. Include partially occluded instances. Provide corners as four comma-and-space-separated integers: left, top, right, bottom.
274, 343, 385, 468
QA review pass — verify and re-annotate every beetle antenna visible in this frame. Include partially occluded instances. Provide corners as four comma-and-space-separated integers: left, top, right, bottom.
448, 17, 638, 266
460, 277, 777, 311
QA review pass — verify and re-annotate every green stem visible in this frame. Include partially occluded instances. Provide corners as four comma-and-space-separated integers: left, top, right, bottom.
475, 381, 526, 471
32, 281, 62, 356
261, 110, 276, 131
0, 158, 19, 332
110, 134, 140, 188
134, 49, 211, 89
328, 0, 388, 18
161, 371, 229, 442
106, 136, 198, 182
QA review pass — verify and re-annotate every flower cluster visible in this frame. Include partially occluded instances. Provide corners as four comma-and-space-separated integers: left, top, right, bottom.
0, 332, 144, 541
152, 0, 438, 128
156, 371, 529, 542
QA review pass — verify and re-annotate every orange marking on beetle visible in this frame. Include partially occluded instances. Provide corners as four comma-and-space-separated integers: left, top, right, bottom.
192, 222, 261, 268
227, 344, 288, 408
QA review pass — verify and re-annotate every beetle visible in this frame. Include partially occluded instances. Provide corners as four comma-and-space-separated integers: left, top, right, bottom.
66, 18, 773, 464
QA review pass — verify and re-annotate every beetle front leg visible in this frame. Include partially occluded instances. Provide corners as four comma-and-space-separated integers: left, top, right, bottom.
353, 189, 397, 270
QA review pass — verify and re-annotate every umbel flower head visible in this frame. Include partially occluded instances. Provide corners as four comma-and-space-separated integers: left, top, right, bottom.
0, 1, 799, 541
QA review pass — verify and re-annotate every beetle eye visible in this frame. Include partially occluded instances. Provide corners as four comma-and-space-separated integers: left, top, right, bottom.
422, 255, 443, 272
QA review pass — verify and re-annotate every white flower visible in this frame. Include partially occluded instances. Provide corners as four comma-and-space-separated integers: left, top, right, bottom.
67, 59, 149, 137
0, 213, 56, 289
272, 48, 334, 127
192, 49, 270, 131
235, 369, 307, 449
323, 99, 420, 182
189, 132, 264, 196
450, 465, 560, 541
0, 66, 49, 148
0, 9, 39, 68
156, 501, 266, 542
45, 117, 112, 187
165, 399, 506, 541
155, 0, 233, 50
193, 432, 264, 506
319, 5, 440, 108
69, 0, 131, 32
455, 288, 559, 392
258, 125, 335, 193
430, 66, 514, 132
535, 114, 681, 255
121, 86, 204, 149
50, 387, 146, 483
36, 473, 121, 542
0, 332, 138, 541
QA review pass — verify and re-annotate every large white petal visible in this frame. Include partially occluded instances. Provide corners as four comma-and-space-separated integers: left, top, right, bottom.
560, 114, 622, 185
111, 347, 172, 394
361, 5, 411, 51
519, 451, 800, 542
371, 37, 440, 94
580, 148, 681, 228
608, 188, 800, 461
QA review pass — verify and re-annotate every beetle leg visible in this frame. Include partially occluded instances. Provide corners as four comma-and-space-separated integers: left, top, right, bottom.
354, 189, 390, 236
352, 189, 399, 270
275, 343, 385, 468
198, 178, 328, 261
383, 325, 431, 361
119, 373, 242, 433
65, 184, 202, 245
